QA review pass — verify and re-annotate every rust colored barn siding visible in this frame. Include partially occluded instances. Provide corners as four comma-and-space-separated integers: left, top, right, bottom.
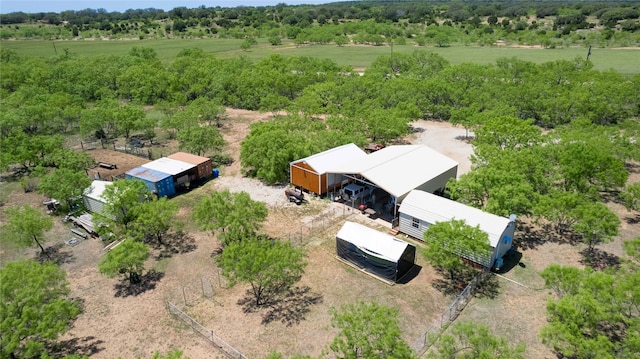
290, 161, 322, 195
167, 152, 212, 181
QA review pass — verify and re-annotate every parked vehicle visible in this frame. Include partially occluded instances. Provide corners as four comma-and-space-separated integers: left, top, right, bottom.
342, 183, 371, 203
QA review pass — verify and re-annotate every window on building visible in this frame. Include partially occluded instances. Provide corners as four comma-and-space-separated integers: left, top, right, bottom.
412, 217, 420, 229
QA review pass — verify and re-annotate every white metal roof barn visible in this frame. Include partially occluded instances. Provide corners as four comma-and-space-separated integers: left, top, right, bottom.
340, 145, 458, 201
398, 190, 516, 269
289, 143, 368, 195
329, 145, 458, 215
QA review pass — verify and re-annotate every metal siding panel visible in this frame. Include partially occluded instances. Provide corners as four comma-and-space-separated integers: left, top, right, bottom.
291, 164, 320, 194
399, 213, 426, 240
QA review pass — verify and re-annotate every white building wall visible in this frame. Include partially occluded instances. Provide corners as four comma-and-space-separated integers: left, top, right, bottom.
412, 166, 458, 199
399, 212, 496, 268
83, 196, 105, 217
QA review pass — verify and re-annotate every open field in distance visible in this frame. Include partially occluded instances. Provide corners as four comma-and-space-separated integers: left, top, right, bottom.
2, 38, 639, 74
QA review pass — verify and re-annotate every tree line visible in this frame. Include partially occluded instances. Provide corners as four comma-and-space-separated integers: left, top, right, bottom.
1, 27, 639, 358
1, 1, 638, 48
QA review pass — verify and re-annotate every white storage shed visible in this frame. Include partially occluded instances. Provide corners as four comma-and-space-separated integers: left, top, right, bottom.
83, 180, 113, 218
398, 190, 516, 269
336, 221, 416, 282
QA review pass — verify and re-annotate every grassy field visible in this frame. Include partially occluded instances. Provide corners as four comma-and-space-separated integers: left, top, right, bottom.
2, 38, 639, 74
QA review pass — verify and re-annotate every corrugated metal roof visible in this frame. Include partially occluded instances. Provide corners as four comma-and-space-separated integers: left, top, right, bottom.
332, 145, 458, 199
336, 221, 413, 262
290, 143, 367, 175
141, 157, 196, 176
167, 152, 210, 166
83, 180, 112, 202
399, 190, 512, 248
126, 166, 172, 182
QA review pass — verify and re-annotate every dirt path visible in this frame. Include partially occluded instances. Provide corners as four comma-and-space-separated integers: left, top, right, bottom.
410, 120, 474, 176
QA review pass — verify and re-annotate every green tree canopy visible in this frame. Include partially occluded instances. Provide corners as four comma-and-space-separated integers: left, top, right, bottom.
427, 322, 526, 359
38, 168, 92, 210
98, 239, 150, 285
1, 204, 53, 255
621, 183, 640, 211
572, 201, 620, 257
423, 219, 492, 282
218, 237, 307, 306
192, 190, 268, 246
0, 260, 81, 359
540, 264, 640, 358
176, 125, 225, 157
129, 196, 180, 244
100, 179, 152, 231
329, 301, 415, 359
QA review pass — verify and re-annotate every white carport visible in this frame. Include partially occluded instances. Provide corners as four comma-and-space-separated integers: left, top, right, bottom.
331, 145, 458, 216
398, 190, 516, 269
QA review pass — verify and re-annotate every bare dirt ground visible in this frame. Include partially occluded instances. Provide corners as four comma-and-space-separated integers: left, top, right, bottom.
2, 109, 638, 359
46, 110, 461, 359
84, 149, 151, 180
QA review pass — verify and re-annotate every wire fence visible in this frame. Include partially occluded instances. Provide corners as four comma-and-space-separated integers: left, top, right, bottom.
410, 267, 492, 355
284, 203, 358, 247
165, 276, 247, 359
166, 276, 220, 308
166, 301, 247, 359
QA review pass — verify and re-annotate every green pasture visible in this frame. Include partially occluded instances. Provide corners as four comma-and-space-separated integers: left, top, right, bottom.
2, 38, 639, 74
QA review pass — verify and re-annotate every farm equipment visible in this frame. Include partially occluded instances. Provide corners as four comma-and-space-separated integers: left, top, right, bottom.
285, 188, 304, 205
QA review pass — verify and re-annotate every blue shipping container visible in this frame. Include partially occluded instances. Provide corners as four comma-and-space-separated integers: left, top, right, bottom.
125, 167, 176, 197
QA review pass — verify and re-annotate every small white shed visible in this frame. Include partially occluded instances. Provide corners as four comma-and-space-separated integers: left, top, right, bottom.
83, 180, 112, 218
336, 221, 416, 282
398, 190, 516, 269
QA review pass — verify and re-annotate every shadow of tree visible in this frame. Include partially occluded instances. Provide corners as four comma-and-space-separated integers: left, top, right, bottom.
474, 274, 500, 299
151, 231, 197, 260
431, 267, 478, 297
237, 286, 323, 326
516, 221, 580, 251
49, 336, 105, 357
515, 221, 546, 250
580, 248, 620, 271
454, 135, 474, 143
113, 270, 164, 298
37, 242, 75, 265
625, 214, 639, 225
262, 286, 323, 326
